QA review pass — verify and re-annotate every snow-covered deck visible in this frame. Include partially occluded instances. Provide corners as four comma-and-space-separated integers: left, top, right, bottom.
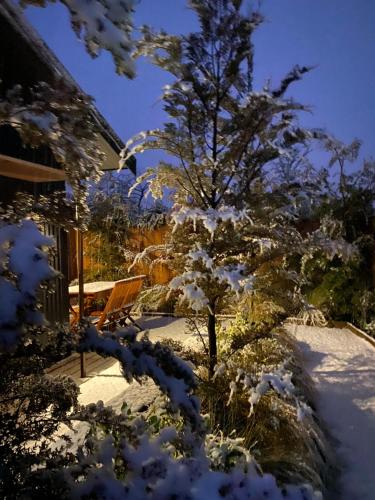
49, 316, 196, 409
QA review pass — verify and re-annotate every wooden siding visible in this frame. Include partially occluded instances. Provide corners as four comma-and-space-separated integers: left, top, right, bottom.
40, 223, 69, 324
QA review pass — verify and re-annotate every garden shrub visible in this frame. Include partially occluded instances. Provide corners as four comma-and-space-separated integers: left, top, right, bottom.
137, 284, 178, 314
214, 323, 334, 493
304, 237, 375, 328
165, 316, 335, 495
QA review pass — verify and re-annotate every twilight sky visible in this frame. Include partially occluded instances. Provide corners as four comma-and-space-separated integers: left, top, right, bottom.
24, 0, 375, 175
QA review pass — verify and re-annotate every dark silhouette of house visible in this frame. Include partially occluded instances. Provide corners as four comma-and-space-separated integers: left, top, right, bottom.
0, 1, 135, 323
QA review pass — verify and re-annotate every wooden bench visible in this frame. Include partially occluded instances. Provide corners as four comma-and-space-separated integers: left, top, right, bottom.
71, 275, 146, 331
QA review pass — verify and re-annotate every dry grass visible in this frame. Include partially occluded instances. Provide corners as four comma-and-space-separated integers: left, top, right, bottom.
165, 322, 336, 494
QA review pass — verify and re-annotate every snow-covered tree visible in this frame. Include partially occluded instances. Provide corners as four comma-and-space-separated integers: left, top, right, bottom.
124, 0, 320, 377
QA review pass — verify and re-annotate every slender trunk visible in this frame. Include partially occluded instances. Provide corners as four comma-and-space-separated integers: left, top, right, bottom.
208, 306, 218, 425
208, 309, 217, 379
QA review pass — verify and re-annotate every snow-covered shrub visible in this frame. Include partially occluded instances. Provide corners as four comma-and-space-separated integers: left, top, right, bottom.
297, 303, 327, 328
204, 320, 334, 494
160, 317, 333, 495
0, 218, 79, 497
63, 413, 322, 499
300, 137, 375, 326
364, 319, 375, 338
63, 387, 322, 500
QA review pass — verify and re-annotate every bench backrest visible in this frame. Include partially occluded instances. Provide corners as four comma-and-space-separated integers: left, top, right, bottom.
96, 275, 146, 330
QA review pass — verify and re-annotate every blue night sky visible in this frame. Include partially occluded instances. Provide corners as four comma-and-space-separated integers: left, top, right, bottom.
24, 0, 375, 175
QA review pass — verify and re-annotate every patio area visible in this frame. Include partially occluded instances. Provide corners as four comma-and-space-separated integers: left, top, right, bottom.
48, 316, 201, 409
49, 316, 202, 452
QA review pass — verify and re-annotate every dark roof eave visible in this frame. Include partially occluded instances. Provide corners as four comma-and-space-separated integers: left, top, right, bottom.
0, 0, 136, 175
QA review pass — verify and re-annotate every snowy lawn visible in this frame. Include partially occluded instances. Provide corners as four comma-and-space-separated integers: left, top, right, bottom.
286, 324, 375, 500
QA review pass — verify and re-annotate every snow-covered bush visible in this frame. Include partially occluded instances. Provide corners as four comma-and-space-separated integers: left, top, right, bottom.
64, 421, 322, 499
161, 317, 334, 495
208, 321, 333, 494
299, 138, 375, 326
296, 303, 327, 327
0, 218, 79, 497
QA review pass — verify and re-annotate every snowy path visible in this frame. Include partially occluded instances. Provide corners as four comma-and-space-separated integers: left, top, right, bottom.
287, 324, 375, 500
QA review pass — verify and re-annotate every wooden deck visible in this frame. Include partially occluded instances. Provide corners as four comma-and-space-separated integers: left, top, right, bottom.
46, 352, 118, 385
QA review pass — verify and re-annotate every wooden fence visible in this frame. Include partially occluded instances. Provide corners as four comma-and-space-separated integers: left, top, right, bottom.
69, 226, 173, 285
69, 219, 375, 287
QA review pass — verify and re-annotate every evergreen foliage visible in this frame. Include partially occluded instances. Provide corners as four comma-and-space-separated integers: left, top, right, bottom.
302, 138, 375, 327
124, 0, 322, 377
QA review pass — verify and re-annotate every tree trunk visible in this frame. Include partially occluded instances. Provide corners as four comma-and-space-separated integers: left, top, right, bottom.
208, 309, 217, 379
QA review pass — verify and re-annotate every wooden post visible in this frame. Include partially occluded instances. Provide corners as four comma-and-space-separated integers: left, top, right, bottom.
76, 204, 86, 378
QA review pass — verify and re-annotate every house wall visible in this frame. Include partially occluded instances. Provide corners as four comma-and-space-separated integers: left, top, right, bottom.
41, 222, 69, 324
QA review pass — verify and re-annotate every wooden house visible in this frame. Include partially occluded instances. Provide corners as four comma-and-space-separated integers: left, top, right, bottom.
0, 1, 135, 324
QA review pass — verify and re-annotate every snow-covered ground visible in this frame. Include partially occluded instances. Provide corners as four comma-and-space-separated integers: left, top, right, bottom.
78, 316, 198, 409
287, 324, 375, 500
74, 319, 375, 499
57, 317, 196, 449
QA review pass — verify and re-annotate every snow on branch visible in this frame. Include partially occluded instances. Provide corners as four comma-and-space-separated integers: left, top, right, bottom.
170, 260, 254, 313
169, 272, 209, 313
171, 206, 251, 238
304, 217, 357, 264
215, 359, 312, 422
212, 265, 254, 296
20, 0, 136, 77
79, 326, 204, 433
67, 407, 321, 499
128, 244, 172, 273
0, 220, 56, 348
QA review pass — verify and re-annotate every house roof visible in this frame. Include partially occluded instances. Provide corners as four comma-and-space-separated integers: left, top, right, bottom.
0, 0, 136, 175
